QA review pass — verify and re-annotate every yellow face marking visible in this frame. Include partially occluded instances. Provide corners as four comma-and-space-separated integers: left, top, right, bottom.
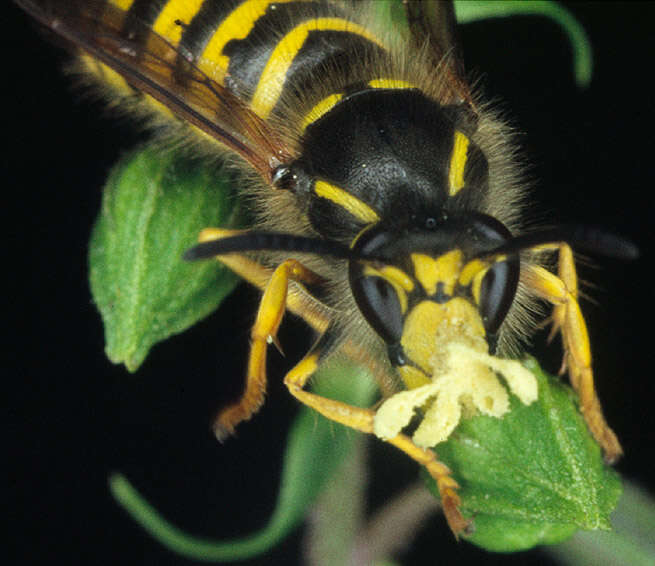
314, 180, 380, 224
367, 78, 415, 89
411, 250, 463, 296
458, 259, 488, 287
110, 0, 135, 10
302, 93, 343, 130
376, 265, 415, 293
252, 18, 385, 118
448, 130, 470, 196
363, 264, 414, 314
152, 0, 205, 47
471, 269, 486, 305
199, 0, 293, 80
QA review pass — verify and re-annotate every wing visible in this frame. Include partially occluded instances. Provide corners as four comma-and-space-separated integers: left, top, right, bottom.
15, 0, 295, 183
403, 0, 475, 110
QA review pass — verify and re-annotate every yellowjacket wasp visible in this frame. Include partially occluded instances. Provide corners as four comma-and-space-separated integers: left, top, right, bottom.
14, 0, 637, 537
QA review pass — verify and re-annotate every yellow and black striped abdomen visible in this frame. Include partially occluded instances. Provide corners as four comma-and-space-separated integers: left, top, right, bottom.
87, 0, 389, 123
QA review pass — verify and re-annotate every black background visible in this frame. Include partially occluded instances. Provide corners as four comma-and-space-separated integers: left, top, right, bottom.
6, 2, 654, 565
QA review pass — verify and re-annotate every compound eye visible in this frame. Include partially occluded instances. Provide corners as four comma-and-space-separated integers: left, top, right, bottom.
478, 259, 519, 336
350, 271, 404, 344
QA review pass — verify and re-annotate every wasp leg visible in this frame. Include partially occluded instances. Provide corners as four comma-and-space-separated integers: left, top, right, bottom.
284, 343, 471, 537
198, 228, 331, 333
525, 244, 622, 463
215, 257, 325, 439
198, 229, 331, 439
198, 228, 468, 533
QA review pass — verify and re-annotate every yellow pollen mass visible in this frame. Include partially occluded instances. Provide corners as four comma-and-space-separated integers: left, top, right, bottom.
375, 298, 537, 447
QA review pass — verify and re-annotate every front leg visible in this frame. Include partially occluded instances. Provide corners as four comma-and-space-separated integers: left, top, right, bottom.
197, 227, 329, 439
283, 334, 471, 537
214, 257, 326, 440
525, 244, 622, 463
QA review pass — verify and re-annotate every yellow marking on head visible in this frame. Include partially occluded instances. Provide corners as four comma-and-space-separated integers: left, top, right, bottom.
110, 0, 135, 10
199, 0, 294, 80
367, 78, 415, 90
459, 259, 488, 287
462, 257, 507, 304
302, 93, 343, 130
448, 130, 470, 196
314, 180, 380, 223
411, 250, 463, 296
380, 266, 414, 293
152, 0, 205, 47
252, 18, 385, 118
363, 264, 414, 314
470, 270, 484, 305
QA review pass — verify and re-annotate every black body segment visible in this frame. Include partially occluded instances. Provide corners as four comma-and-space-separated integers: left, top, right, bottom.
294, 89, 489, 242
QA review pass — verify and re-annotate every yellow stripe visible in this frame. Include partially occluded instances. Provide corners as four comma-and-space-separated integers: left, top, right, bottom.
252, 18, 385, 118
314, 180, 380, 224
152, 0, 205, 47
458, 259, 487, 287
448, 130, 470, 196
363, 265, 414, 293
471, 269, 486, 305
363, 265, 412, 314
110, 0, 135, 10
302, 93, 343, 130
368, 78, 415, 89
198, 0, 293, 81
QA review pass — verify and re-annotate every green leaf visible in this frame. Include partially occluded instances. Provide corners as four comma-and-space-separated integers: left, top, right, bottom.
109, 363, 377, 561
548, 481, 655, 566
425, 359, 622, 552
89, 147, 241, 371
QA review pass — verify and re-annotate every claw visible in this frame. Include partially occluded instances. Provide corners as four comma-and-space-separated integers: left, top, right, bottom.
269, 334, 285, 356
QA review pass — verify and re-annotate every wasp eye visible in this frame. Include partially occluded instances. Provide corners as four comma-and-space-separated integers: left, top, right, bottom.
478, 259, 519, 336
350, 271, 404, 344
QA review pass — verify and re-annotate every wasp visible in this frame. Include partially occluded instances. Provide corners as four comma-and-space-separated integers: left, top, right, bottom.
15, 0, 635, 536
